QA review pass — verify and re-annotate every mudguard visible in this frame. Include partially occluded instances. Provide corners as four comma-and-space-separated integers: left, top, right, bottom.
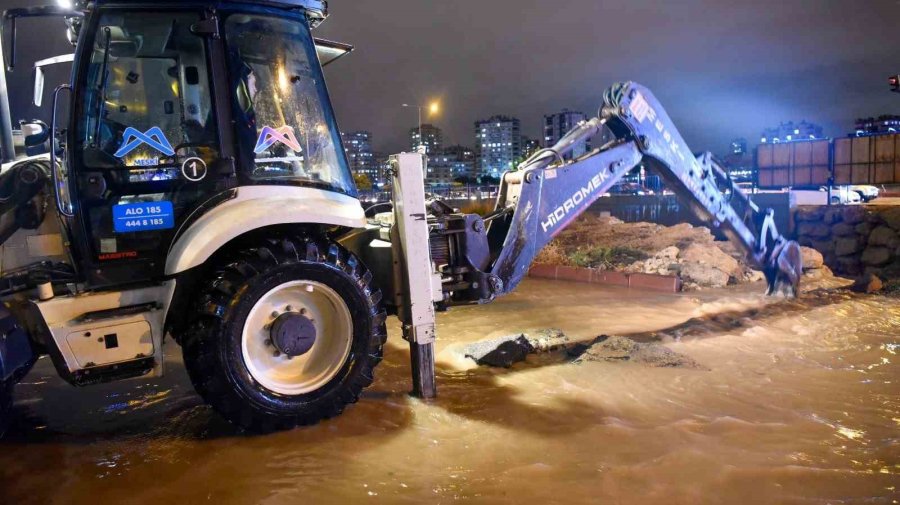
165, 186, 366, 275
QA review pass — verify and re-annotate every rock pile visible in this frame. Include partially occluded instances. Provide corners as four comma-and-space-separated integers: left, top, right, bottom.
796, 206, 900, 279
536, 215, 773, 290
624, 243, 746, 289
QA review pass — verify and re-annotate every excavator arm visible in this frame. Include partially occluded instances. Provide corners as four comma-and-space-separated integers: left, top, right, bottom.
426, 82, 802, 307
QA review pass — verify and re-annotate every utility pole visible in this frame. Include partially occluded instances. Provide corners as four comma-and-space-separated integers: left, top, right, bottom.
403, 101, 440, 154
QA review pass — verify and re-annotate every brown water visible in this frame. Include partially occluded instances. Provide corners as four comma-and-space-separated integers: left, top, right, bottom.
1, 279, 897, 504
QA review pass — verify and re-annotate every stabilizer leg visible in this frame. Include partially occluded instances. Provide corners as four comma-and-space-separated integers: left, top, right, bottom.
390, 153, 440, 399
409, 341, 436, 399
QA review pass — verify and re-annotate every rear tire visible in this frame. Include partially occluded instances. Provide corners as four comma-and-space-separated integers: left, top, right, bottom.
182, 235, 387, 432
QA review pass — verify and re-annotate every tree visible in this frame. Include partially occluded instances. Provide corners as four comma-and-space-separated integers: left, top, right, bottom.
353, 173, 373, 191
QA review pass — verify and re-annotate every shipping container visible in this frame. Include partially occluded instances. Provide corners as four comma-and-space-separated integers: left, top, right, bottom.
833, 134, 900, 185
757, 139, 830, 189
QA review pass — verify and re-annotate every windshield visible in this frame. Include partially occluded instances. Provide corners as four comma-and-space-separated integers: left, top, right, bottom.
79, 11, 219, 176
225, 13, 354, 195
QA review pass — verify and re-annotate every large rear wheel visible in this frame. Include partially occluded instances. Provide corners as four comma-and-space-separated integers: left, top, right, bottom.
183, 236, 387, 432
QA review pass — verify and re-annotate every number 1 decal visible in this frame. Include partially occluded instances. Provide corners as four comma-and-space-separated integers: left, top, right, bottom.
181, 157, 208, 182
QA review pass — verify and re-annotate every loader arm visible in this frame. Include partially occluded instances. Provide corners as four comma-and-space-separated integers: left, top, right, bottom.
429, 82, 802, 306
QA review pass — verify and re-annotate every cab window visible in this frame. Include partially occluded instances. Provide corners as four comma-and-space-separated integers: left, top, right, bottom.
225, 13, 354, 195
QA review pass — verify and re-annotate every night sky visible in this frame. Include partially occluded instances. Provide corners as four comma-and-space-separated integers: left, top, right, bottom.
2, 0, 898, 156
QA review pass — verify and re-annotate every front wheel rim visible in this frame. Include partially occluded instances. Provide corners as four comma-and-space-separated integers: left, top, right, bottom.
241, 280, 353, 395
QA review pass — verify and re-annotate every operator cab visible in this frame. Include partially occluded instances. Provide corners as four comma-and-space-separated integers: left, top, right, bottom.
27, 0, 355, 287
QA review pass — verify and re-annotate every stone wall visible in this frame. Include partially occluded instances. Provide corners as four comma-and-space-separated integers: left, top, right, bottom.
795, 206, 900, 278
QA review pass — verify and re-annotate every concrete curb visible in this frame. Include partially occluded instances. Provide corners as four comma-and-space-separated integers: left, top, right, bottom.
529, 264, 682, 293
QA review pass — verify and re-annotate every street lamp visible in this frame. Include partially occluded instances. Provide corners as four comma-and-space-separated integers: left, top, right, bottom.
403, 101, 440, 154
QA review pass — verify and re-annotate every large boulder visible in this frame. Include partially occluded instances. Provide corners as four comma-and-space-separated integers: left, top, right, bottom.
799, 246, 824, 270
810, 239, 835, 255
834, 237, 862, 257
855, 222, 874, 236
851, 274, 883, 294
868, 226, 900, 249
680, 262, 730, 288
795, 207, 825, 222
831, 222, 857, 237
861, 247, 892, 267
679, 243, 740, 277
840, 206, 867, 225
881, 207, 900, 231
804, 264, 834, 280
836, 257, 863, 276
797, 222, 831, 239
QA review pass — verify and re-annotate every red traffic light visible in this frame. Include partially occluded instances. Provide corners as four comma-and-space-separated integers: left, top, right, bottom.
891, 75, 900, 92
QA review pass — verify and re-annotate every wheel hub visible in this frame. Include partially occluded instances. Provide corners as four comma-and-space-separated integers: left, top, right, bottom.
241, 280, 353, 395
270, 312, 317, 357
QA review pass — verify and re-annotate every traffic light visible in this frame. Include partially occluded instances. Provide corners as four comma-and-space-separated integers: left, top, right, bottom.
891, 75, 900, 93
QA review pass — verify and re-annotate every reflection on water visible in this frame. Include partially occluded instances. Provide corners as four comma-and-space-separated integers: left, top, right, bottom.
1, 280, 897, 504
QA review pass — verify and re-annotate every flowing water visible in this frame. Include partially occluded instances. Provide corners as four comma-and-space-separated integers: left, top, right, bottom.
0, 279, 897, 504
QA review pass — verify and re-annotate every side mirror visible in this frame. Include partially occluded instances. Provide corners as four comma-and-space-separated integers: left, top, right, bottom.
32, 54, 75, 108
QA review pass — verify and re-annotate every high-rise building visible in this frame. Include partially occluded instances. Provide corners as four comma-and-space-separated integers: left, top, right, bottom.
426, 145, 476, 186
409, 124, 443, 154
475, 116, 522, 178
521, 137, 541, 160
852, 115, 900, 136
544, 109, 591, 158
759, 121, 823, 144
724, 139, 754, 183
340, 131, 380, 185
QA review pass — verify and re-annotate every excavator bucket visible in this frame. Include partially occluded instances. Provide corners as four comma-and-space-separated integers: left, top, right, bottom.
764, 239, 803, 297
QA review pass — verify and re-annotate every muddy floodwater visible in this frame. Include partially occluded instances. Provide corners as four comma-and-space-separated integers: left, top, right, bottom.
1, 279, 898, 504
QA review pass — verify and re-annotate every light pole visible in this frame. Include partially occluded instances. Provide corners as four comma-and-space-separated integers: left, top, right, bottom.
403, 101, 440, 154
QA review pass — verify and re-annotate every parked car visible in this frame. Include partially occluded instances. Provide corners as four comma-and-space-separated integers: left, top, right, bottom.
819, 186, 862, 205
850, 185, 880, 202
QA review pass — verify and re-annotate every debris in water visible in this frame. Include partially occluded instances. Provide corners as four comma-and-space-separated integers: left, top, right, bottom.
463, 334, 533, 368
568, 335, 709, 370
527, 328, 570, 352
851, 274, 883, 294
462, 329, 570, 367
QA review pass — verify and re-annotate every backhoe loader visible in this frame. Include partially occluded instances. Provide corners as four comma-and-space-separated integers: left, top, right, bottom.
0, 0, 801, 435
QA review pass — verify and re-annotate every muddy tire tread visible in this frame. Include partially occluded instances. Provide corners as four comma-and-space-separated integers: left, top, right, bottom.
182, 235, 387, 432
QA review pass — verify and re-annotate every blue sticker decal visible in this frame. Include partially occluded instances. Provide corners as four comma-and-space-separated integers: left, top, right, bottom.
115, 127, 176, 158
254, 126, 302, 154
113, 201, 175, 233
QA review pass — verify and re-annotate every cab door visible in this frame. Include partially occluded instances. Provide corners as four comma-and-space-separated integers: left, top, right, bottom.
70, 8, 232, 288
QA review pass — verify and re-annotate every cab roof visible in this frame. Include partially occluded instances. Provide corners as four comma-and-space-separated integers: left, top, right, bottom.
87, 1, 328, 23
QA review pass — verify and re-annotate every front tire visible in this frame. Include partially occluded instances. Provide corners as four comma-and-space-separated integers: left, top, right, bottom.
182, 236, 387, 432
